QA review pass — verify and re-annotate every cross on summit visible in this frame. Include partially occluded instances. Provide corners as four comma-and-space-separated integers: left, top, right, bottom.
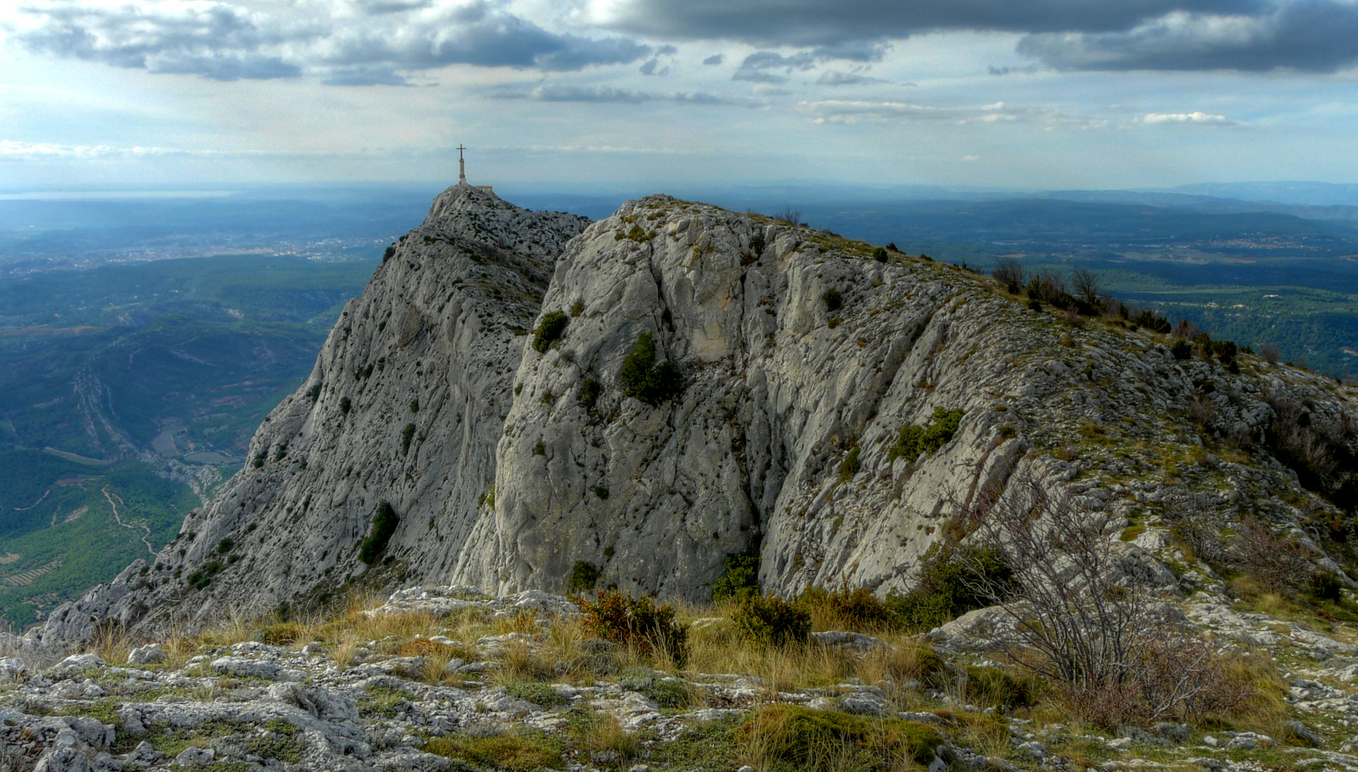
457, 144, 467, 185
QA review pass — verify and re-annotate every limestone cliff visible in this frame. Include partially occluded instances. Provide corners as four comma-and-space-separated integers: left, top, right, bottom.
32, 184, 587, 644
30, 190, 1358, 643
454, 196, 1358, 601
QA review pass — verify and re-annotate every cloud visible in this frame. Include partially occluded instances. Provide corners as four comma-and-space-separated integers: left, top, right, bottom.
1017, 1, 1358, 72
594, 0, 1266, 46
816, 70, 891, 85
989, 64, 1041, 75
794, 99, 1080, 125
1143, 111, 1235, 123
486, 83, 737, 104
732, 50, 817, 82
730, 45, 887, 84
702, 53, 724, 65
0, 139, 257, 160
11, 0, 652, 83
14, 0, 307, 81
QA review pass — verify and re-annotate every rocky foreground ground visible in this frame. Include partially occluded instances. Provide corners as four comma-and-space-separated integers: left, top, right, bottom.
6, 585, 1358, 772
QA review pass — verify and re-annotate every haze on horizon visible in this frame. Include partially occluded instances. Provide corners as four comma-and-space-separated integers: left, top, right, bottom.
3, 0, 1358, 191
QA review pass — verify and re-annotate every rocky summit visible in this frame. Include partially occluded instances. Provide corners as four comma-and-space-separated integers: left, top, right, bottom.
3, 183, 1358, 771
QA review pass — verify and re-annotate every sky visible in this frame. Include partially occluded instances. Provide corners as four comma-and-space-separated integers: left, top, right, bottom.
3, 0, 1358, 191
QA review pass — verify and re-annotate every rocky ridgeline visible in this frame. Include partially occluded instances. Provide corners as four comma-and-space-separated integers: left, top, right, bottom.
4, 587, 1358, 771
17, 185, 1358, 655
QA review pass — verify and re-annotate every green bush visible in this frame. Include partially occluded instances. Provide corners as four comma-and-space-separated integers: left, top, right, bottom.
578, 379, 601, 410
568, 561, 601, 593
575, 589, 688, 667
359, 502, 399, 565
822, 288, 843, 312
888, 408, 965, 462
619, 333, 684, 407
749, 233, 766, 256
185, 559, 223, 591
884, 542, 1013, 631
838, 446, 861, 482
215, 537, 234, 555
1310, 572, 1343, 602
532, 311, 569, 353
400, 423, 416, 456
873, 246, 888, 263
712, 554, 760, 603
339, 396, 352, 414
733, 593, 811, 647
1171, 339, 1192, 360
306, 383, 322, 402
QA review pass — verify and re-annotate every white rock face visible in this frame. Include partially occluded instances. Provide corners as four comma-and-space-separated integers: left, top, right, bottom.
455, 196, 1358, 601
26, 191, 1358, 643
32, 184, 587, 644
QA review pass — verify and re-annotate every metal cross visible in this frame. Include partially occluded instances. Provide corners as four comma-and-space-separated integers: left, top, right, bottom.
457, 144, 466, 161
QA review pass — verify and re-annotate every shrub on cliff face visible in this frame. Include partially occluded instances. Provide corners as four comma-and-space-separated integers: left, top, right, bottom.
712, 555, 760, 603
568, 561, 601, 593
532, 311, 569, 353
619, 333, 684, 407
822, 288, 843, 312
359, 502, 399, 565
888, 408, 965, 463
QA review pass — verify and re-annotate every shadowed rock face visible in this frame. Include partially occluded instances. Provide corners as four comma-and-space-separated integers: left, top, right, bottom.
27, 190, 1358, 644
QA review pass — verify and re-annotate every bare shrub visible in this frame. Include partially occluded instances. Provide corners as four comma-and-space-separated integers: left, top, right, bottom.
775, 208, 802, 226
1261, 344, 1281, 364
1227, 520, 1317, 596
992, 259, 1026, 293
962, 473, 1251, 727
1071, 268, 1101, 306
1026, 269, 1069, 307
1173, 319, 1203, 339
1162, 494, 1228, 564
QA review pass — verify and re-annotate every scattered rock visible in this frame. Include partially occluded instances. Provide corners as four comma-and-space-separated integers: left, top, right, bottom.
126, 644, 164, 666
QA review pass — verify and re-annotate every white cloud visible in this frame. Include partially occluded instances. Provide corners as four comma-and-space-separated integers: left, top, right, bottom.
1143, 111, 1234, 123
796, 99, 1063, 125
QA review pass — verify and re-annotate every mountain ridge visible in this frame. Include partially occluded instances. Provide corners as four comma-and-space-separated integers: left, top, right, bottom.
18, 183, 1357, 649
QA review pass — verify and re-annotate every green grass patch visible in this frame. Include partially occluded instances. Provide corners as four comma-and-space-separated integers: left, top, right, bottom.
424, 733, 564, 771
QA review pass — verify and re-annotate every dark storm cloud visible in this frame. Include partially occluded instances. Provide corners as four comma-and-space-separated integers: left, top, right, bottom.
1017, 0, 1358, 72
606, 0, 1358, 73
601, 0, 1266, 46
14, 0, 651, 83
